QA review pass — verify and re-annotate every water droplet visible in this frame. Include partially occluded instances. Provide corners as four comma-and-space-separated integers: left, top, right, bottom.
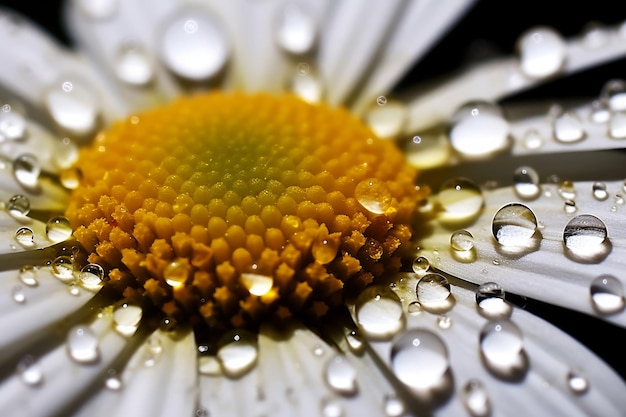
60, 168, 82, 190
67, 325, 100, 363
608, 110, 626, 139
552, 111, 586, 143
16, 355, 43, 386
44, 78, 100, 136
275, 2, 316, 55
160, 8, 229, 81
313, 344, 325, 357
216, 330, 258, 377
476, 282, 512, 319
7, 194, 30, 218
19, 265, 38, 287
198, 355, 221, 376
492, 203, 538, 247
513, 166, 541, 200
616, 194, 625, 205
411, 256, 430, 274
436, 315, 452, 329
450, 229, 474, 252
13, 154, 40, 188
46, 216, 73, 242
321, 396, 344, 417
566, 368, 589, 394
592, 182, 609, 201
590, 275, 625, 314
416, 273, 451, 311
354, 285, 404, 340
114, 43, 154, 86
522, 129, 544, 149
78, 0, 118, 20
449, 101, 509, 157
517, 26, 566, 78
563, 214, 607, 256
601, 79, 626, 112
365, 100, 407, 139
383, 394, 404, 417
355, 178, 392, 214
590, 100, 610, 123
0, 103, 26, 141
15, 227, 34, 247
240, 272, 273, 296
390, 329, 449, 390
461, 379, 491, 417
557, 180, 576, 200
479, 319, 523, 367
105, 369, 123, 391
113, 301, 143, 336
345, 330, 364, 353
325, 355, 357, 395
376, 96, 388, 106
52, 256, 75, 282
54, 137, 79, 169
67, 284, 81, 296
290, 64, 323, 103
581, 22, 608, 48
79, 263, 105, 291
11, 285, 26, 303
437, 177, 484, 223
564, 200, 578, 213
163, 259, 189, 288
312, 236, 339, 264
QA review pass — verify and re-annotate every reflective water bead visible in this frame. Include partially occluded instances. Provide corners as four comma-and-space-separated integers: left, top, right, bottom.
216, 330, 259, 377
77, 0, 118, 20
557, 180, 576, 200
592, 182, 609, 201
479, 319, 524, 367
449, 101, 509, 157
240, 272, 274, 296
411, 256, 430, 274
383, 394, 404, 417
590, 100, 610, 123
313, 344, 325, 357
67, 326, 100, 363
275, 2, 317, 55
567, 368, 589, 394
376, 96, 387, 106
522, 129, 544, 149
11, 285, 25, 303
365, 100, 408, 139
437, 177, 484, 223
60, 167, 82, 190
79, 263, 105, 291
312, 236, 340, 265
159, 7, 229, 81
53, 137, 79, 169
16, 355, 43, 386
407, 300, 423, 315
114, 43, 154, 86
290, 65, 323, 103
581, 22, 609, 48
0, 103, 26, 141
491, 203, 538, 247
321, 396, 344, 417
51, 256, 75, 282
590, 275, 625, 314
461, 379, 491, 417
436, 315, 452, 329
601, 79, 626, 112
354, 178, 392, 214
113, 302, 143, 336
416, 273, 451, 307
563, 200, 577, 214
6, 194, 30, 218
616, 194, 625, 205
46, 216, 73, 242
450, 229, 474, 252
476, 282, 512, 319
517, 26, 566, 78
13, 154, 40, 188
608, 110, 626, 139
105, 371, 123, 391
552, 111, 586, 143
14, 227, 34, 247
390, 329, 449, 390
67, 284, 81, 296
19, 265, 38, 287
513, 166, 541, 200
44, 79, 100, 137
325, 355, 358, 395
345, 330, 364, 353
354, 285, 404, 340
563, 214, 607, 254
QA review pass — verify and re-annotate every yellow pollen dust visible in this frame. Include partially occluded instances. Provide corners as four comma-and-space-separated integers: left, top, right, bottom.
65, 92, 424, 330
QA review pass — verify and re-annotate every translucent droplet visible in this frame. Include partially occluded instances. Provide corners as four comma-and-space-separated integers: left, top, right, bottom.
44, 79, 100, 136
275, 2, 317, 55
390, 329, 449, 390
522, 129, 544, 149
321, 397, 344, 417
437, 178, 484, 223
590, 275, 625, 314
592, 182, 609, 201
198, 355, 221, 376
160, 8, 229, 81
19, 265, 38, 287
354, 178, 392, 214
412, 256, 430, 274
78, 0, 118, 20
325, 355, 357, 395
114, 43, 154, 86
312, 236, 339, 264
558, 180, 576, 200
601, 79, 626, 112
563, 200, 577, 213
240, 272, 273, 296
365, 100, 407, 139
517, 26, 566, 78
13, 154, 40, 188
566, 369, 589, 394
383, 394, 404, 417
552, 111, 586, 143
216, 330, 258, 377
449, 101, 509, 157
15, 227, 34, 247
113, 302, 143, 336
476, 282, 512, 319
581, 22, 608, 48
290, 65, 323, 103
608, 110, 626, 139
79, 263, 105, 291
462, 379, 491, 417
616, 194, 625, 205
46, 216, 73, 242
354, 285, 404, 340
0, 104, 26, 141
105, 370, 123, 391
60, 168, 82, 190
376, 96, 388, 106
7, 194, 30, 217
416, 273, 451, 308
52, 256, 75, 282
513, 166, 541, 200
54, 137, 79, 169
450, 229, 474, 251
163, 259, 189, 288
589, 100, 610, 123
345, 330, 364, 353
563, 214, 607, 254
436, 315, 452, 329
11, 285, 26, 303
313, 345, 325, 357
492, 203, 537, 246
479, 319, 523, 367
16, 355, 43, 386
67, 284, 81, 296
67, 326, 100, 363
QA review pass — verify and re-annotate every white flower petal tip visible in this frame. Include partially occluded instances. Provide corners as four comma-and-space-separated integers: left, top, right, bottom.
416, 179, 626, 327
348, 273, 626, 416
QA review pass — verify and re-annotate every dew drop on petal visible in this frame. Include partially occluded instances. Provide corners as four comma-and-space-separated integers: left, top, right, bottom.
67, 284, 81, 296
412, 256, 430, 275
7, 194, 30, 218
416, 273, 451, 307
60, 167, 82, 190
592, 182, 609, 201
581, 22, 609, 48
365, 100, 407, 139
312, 236, 339, 264
558, 180, 576, 200
450, 229, 474, 251
564, 200, 577, 215
601, 79, 626, 112
79, 263, 105, 291
44, 79, 100, 137
390, 329, 449, 390
479, 319, 523, 367
67, 326, 100, 363
345, 330, 364, 353
567, 368, 589, 394
492, 203, 538, 247
325, 355, 358, 395
354, 285, 404, 340
113, 302, 143, 336
290, 65, 323, 104
590, 275, 625, 314
563, 214, 607, 254
552, 111, 586, 143
163, 259, 190, 288
522, 129, 544, 149
449, 101, 509, 157
160, 8, 229, 81
590, 100, 610, 123
461, 379, 491, 417
240, 272, 273, 296
608, 111, 626, 139
16, 355, 43, 386
11, 285, 25, 304
13, 154, 40, 188
54, 137, 79, 169
46, 216, 73, 242
19, 265, 38, 287
513, 166, 541, 200
0, 104, 26, 141
216, 330, 258, 377
383, 394, 404, 417
437, 178, 484, 222
52, 256, 75, 282
376, 96, 387, 106
354, 178, 392, 214
274, 2, 317, 55
114, 43, 154, 86
78, 0, 118, 20
517, 26, 566, 79
105, 370, 123, 391
476, 282, 512, 319
15, 227, 34, 247
407, 301, 423, 315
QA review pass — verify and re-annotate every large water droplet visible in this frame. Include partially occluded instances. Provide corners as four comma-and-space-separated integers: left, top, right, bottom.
78, 0, 118, 20
13, 154, 40, 188
79, 263, 105, 291
450, 229, 474, 251
113, 301, 143, 336
325, 355, 357, 395
566, 368, 589, 394
67, 326, 100, 363
354, 285, 404, 340
437, 178, 484, 223
114, 43, 154, 86
216, 330, 258, 377
15, 227, 34, 247
44, 79, 100, 136
0, 103, 26, 141
275, 2, 317, 55
590, 275, 625, 314
160, 8, 229, 81
354, 178, 392, 214
390, 329, 449, 390
16, 355, 43, 386
476, 282, 512, 319
416, 273, 451, 310
517, 26, 566, 78
513, 166, 541, 200
552, 111, 586, 143
7, 194, 30, 218
449, 101, 509, 157
46, 216, 73, 242
601, 79, 626, 112
461, 379, 491, 417
492, 203, 538, 247
479, 319, 523, 367
563, 214, 607, 256
240, 272, 274, 296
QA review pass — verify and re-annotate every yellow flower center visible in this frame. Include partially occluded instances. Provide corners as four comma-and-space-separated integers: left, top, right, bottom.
65, 92, 423, 331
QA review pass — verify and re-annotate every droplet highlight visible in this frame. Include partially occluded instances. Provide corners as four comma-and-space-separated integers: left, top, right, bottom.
590, 275, 625, 314
325, 355, 358, 395
461, 379, 491, 417
476, 282, 512, 319
390, 329, 449, 390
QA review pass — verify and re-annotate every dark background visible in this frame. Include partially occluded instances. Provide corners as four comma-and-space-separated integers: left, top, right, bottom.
1, 0, 624, 379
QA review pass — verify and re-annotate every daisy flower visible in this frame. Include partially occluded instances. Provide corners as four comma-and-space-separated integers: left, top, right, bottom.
0, 0, 625, 416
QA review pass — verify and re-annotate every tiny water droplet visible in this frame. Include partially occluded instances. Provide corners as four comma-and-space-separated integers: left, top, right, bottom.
416, 273, 451, 308
11, 285, 26, 303
67, 325, 100, 363
240, 272, 273, 296
479, 319, 523, 367
7, 194, 30, 218
52, 256, 75, 282
354, 285, 404, 339
325, 355, 358, 395
566, 368, 589, 394
552, 111, 586, 143
79, 263, 105, 291
383, 394, 404, 417
275, 2, 317, 55
19, 265, 38, 287
365, 100, 408, 139
216, 329, 258, 377
321, 396, 344, 417
114, 43, 154, 86
522, 129, 544, 149
563, 214, 607, 255
60, 168, 82, 190
105, 371, 123, 391
354, 178, 392, 214
54, 137, 79, 169
581, 22, 608, 48
450, 229, 474, 251
449, 101, 509, 157
16, 355, 43, 386
67, 284, 81, 296
313, 344, 325, 357
616, 194, 625, 205
563, 200, 577, 214
557, 180, 576, 199
15, 227, 34, 247
590, 275, 625, 314
592, 182, 609, 201
513, 166, 541, 200
113, 301, 143, 336
608, 111, 626, 139
461, 379, 491, 417
411, 256, 430, 274
376, 96, 387, 106
312, 236, 339, 264
163, 259, 189, 288
492, 203, 538, 247
476, 282, 512, 319
390, 329, 449, 390
437, 177, 484, 223
601, 79, 626, 112
589, 100, 610, 123
46, 216, 73, 242
517, 26, 566, 78
407, 300, 423, 315
13, 154, 40, 188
